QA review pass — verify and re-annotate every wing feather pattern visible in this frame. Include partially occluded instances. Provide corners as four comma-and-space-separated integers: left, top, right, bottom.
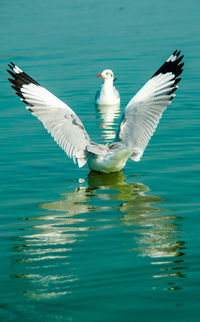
7, 62, 96, 167
114, 50, 184, 161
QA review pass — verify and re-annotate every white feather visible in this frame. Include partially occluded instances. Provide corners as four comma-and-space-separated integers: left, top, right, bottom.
8, 51, 183, 173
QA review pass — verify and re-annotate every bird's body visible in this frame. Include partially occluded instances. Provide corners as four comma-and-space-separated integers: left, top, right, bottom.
88, 143, 131, 173
8, 50, 184, 174
95, 69, 120, 105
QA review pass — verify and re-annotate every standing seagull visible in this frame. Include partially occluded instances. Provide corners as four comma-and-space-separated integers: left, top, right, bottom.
95, 69, 120, 105
8, 50, 184, 174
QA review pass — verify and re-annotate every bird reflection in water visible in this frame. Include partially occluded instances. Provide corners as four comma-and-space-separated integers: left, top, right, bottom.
12, 171, 186, 299
95, 104, 121, 141
87, 172, 186, 286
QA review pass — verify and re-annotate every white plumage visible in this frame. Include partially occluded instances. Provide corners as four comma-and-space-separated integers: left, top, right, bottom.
8, 50, 184, 173
95, 69, 120, 106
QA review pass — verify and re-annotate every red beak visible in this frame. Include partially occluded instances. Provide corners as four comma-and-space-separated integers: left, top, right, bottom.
97, 74, 103, 78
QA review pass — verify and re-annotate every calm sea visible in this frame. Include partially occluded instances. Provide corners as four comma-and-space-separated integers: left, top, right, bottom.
0, 0, 200, 321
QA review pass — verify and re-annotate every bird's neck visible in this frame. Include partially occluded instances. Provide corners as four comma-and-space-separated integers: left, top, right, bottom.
102, 78, 113, 91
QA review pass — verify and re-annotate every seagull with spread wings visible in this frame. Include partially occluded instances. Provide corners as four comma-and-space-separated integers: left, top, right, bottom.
8, 50, 184, 174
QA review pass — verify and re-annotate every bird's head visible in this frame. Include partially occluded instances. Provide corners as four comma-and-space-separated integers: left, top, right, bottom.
97, 69, 114, 80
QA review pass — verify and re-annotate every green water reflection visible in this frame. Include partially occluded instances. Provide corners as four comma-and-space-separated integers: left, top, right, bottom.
12, 171, 186, 300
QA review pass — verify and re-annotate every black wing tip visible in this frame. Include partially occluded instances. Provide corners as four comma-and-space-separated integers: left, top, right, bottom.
152, 49, 184, 79
174, 77, 181, 86
172, 50, 181, 57
8, 62, 15, 68
7, 62, 41, 107
7, 62, 40, 91
7, 69, 16, 78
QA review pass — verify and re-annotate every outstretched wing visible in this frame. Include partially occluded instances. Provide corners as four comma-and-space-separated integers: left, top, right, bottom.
7, 62, 98, 167
114, 50, 184, 161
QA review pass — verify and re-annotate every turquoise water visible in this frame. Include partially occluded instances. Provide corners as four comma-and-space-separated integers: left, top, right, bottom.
1, 0, 200, 321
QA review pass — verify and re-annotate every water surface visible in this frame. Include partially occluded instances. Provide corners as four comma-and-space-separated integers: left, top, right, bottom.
0, 0, 200, 321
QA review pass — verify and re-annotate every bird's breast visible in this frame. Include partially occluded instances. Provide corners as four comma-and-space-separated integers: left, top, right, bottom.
95, 85, 120, 106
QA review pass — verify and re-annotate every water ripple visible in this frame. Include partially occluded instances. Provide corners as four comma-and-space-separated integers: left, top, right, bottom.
11, 171, 187, 300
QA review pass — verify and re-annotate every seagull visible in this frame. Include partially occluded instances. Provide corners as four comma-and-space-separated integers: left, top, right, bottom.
8, 50, 184, 174
95, 69, 120, 105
